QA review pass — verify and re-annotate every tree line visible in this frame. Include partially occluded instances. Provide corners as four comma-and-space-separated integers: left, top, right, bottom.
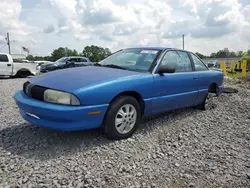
195, 48, 250, 59
26, 45, 112, 62
27, 45, 250, 62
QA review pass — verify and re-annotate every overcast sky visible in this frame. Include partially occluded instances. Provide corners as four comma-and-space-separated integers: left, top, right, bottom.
0, 0, 250, 56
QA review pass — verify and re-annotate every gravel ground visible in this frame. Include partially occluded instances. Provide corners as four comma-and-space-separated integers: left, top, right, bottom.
0, 78, 250, 188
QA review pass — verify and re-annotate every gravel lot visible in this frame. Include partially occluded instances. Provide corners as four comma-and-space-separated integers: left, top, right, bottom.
0, 78, 250, 188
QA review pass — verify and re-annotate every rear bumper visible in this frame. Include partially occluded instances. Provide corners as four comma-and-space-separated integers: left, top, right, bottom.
13, 91, 109, 131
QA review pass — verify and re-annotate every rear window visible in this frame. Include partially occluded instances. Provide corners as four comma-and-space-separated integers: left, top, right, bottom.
0, 54, 9, 62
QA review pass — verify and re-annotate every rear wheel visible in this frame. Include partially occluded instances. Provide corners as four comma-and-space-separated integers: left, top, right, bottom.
197, 93, 214, 110
103, 96, 141, 140
16, 70, 30, 78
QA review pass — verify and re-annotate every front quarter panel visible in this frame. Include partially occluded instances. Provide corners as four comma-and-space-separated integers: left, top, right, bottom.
74, 74, 154, 106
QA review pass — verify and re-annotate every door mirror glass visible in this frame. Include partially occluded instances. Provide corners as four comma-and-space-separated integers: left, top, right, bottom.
158, 65, 175, 74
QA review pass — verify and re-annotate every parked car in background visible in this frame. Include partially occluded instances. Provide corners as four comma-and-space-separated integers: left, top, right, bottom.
204, 60, 220, 68
0, 53, 37, 78
14, 47, 224, 140
39, 56, 92, 74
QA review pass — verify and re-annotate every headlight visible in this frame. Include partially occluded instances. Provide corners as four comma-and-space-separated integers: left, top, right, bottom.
44, 89, 80, 105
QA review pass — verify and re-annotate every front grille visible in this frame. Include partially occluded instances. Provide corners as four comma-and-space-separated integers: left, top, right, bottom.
23, 82, 47, 102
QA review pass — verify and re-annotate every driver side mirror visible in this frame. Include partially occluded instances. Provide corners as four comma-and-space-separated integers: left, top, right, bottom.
157, 65, 175, 75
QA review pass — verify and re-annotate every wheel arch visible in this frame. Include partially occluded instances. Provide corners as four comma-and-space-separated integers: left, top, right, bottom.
15, 68, 32, 77
109, 91, 145, 116
208, 82, 218, 94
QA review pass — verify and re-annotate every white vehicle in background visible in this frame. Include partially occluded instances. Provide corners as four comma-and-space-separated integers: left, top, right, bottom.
35, 60, 54, 75
0, 53, 37, 78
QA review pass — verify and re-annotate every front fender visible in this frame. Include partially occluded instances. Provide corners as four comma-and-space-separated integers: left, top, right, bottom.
74, 74, 154, 106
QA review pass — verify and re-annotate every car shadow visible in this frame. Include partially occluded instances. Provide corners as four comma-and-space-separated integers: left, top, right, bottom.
0, 107, 199, 161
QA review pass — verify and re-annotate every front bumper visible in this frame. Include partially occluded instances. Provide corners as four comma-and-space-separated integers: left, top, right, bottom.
13, 91, 108, 131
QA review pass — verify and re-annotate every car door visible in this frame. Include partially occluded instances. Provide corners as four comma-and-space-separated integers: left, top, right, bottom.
189, 53, 211, 105
152, 50, 199, 114
0, 54, 12, 76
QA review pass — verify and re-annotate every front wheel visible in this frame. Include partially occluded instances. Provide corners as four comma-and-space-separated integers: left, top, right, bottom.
103, 96, 141, 140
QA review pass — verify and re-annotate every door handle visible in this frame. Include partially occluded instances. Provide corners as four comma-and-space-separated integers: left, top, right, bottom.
193, 77, 198, 80
7, 64, 11, 66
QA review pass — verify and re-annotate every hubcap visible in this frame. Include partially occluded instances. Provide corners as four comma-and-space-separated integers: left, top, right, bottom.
115, 104, 137, 134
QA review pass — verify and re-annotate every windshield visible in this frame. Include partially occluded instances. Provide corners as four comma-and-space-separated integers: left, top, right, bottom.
55, 57, 69, 64
99, 49, 161, 72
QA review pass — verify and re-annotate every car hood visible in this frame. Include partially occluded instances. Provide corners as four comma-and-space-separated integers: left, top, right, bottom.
45, 63, 57, 67
29, 66, 146, 92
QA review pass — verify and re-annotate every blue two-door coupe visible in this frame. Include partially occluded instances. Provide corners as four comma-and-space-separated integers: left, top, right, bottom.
13, 47, 224, 140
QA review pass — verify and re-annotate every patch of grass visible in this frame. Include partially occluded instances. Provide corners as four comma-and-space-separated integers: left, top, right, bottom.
227, 71, 250, 78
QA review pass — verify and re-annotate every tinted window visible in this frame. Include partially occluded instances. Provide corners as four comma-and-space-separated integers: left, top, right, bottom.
161, 51, 192, 72
191, 53, 208, 71
69, 58, 77, 62
80, 58, 87, 62
0, 54, 9, 62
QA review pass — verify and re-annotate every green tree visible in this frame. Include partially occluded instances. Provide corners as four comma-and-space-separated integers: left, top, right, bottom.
26, 55, 34, 61
247, 50, 250, 56
229, 51, 236, 57
195, 52, 206, 59
82, 45, 112, 62
51, 47, 67, 61
237, 51, 245, 57
210, 53, 216, 58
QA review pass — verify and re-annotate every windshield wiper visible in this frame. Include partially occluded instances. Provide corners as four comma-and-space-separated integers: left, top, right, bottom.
102, 64, 130, 70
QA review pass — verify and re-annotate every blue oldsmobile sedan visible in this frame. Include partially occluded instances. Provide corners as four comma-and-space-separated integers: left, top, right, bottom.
13, 47, 224, 140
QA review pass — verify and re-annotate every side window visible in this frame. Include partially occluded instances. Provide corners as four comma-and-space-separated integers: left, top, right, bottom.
0, 55, 9, 62
161, 51, 179, 66
161, 51, 192, 72
191, 53, 208, 71
80, 58, 87, 62
68, 58, 78, 62
176, 51, 192, 72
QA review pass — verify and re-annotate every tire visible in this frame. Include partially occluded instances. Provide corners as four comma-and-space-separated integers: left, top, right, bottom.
197, 93, 214, 110
103, 96, 141, 140
16, 71, 30, 78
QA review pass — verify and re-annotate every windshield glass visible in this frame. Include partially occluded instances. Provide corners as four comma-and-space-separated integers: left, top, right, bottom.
99, 49, 161, 72
55, 57, 69, 64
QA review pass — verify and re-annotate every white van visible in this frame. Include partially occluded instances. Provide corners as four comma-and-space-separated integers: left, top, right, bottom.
0, 53, 37, 78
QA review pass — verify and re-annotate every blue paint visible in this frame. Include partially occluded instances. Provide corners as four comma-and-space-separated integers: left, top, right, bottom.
13, 48, 224, 131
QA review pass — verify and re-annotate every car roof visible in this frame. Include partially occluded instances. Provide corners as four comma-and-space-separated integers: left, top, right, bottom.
124, 47, 169, 51
66, 56, 88, 58
123, 47, 194, 53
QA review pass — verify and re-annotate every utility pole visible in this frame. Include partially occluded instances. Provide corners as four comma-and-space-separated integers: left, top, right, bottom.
182, 34, 185, 50
6, 32, 11, 54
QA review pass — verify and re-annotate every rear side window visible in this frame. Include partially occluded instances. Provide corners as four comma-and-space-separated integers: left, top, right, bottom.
0, 54, 9, 62
80, 58, 88, 62
191, 53, 208, 71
